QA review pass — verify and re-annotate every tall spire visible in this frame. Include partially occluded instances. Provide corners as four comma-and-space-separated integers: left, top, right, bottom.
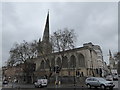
42, 11, 49, 42
109, 49, 112, 57
40, 11, 52, 55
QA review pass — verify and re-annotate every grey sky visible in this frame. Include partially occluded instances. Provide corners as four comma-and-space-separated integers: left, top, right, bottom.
2, 2, 118, 66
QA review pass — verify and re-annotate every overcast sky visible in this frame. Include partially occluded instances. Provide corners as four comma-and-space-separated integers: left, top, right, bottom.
2, 2, 118, 66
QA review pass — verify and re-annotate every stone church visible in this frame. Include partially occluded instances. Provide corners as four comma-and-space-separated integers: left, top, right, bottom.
33, 12, 106, 83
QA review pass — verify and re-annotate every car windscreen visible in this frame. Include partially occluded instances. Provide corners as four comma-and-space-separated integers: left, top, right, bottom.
97, 78, 106, 81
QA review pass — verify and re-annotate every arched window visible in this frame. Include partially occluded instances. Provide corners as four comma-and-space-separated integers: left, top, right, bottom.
40, 60, 45, 69
78, 54, 85, 67
70, 55, 76, 68
56, 57, 62, 67
45, 59, 50, 69
51, 58, 55, 68
62, 56, 68, 68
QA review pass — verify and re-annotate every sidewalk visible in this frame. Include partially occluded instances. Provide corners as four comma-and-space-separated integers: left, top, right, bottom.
47, 83, 86, 88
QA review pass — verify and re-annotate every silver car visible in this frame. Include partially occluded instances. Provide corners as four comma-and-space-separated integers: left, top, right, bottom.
113, 74, 118, 80
106, 75, 113, 81
85, 77, 115, 89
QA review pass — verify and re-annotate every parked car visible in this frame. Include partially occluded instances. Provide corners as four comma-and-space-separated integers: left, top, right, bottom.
106, 75, 113, 81
34, 78, 48, 88
118, 74, 120, 77
85, 77, 115, 89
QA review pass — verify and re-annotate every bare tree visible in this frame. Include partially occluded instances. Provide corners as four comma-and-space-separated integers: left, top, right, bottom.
7, 40, 37, 83
35, 28, 76, 78
50, 28, 76, 71
37, 39, 53, 78
8, 40, 38, 66
7, 28, 76, 80
51, 28, 76, 52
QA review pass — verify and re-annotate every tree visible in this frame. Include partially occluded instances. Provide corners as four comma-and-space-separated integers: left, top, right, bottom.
50, 28, 76, 71
7, 28, 76, 80
8, 40, 38, 66
51, 28, 76, 52
8, 40, 37, 83
36, 39, 53, 78
50, 28, 76, 85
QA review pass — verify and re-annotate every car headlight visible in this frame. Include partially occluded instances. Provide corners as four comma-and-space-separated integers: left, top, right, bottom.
105, 83, 113, 86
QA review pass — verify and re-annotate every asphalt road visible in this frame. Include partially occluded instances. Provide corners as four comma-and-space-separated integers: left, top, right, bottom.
1, 88, 119, 90
1, 80, 119, 90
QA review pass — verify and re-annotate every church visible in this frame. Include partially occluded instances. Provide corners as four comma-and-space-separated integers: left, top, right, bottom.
3, 12, 108, 84
33, 12, 107, 84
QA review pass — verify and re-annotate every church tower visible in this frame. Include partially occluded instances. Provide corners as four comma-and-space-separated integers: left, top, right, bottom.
38, 11, 52, 55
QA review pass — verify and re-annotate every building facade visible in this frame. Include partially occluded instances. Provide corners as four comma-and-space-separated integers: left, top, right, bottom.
33, 12, 106, 83
83, 42, 108, 77
109, 50, 118, 75
3, 12, 107, 84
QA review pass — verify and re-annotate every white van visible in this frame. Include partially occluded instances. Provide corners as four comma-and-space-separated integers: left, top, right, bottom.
34, 78, 48, 88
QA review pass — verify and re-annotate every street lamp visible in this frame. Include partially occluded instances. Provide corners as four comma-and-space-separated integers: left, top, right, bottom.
72, 60, 76, 87
54, 65, 60, 85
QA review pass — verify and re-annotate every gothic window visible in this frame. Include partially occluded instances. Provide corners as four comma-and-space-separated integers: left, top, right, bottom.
40, 60, 45, 69
51, 58, 55, 68
70, 55, 76, 68
78, 54, 85, 67
56, 57, 62, 67
62, 56, 68, 68
45, 59, 50, 69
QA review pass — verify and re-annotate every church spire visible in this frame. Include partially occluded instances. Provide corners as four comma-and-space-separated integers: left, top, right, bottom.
42, 11, 49, 42
39, 11, 52, 55
109, 49, 112, 58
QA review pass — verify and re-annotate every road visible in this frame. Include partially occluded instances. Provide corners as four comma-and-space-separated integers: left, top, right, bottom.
1, 87, 119, 90
1, 80, 119, 90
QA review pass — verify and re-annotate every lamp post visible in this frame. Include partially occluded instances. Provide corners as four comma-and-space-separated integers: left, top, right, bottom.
54, 65, 59, 85
73, 60, 76, 87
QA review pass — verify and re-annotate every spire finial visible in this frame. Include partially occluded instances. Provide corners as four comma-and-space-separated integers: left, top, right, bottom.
109, 49, 112, 57
48, 9, 49, 14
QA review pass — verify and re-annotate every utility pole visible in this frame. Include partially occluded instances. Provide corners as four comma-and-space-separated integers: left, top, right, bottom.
54, 65, 59, 85
73, 60, 76, 87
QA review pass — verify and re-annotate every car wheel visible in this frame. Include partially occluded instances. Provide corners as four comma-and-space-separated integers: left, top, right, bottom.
34, 85, 38, 88
39, 84, 42, 88
95, 86, 98, 88
109, 87, 113, 90
101, 84, 106, 89
87, 84, 91, 89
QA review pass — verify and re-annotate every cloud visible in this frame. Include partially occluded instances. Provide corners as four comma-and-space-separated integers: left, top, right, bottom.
0, 2, 2, 67
2, 2, 118, 65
